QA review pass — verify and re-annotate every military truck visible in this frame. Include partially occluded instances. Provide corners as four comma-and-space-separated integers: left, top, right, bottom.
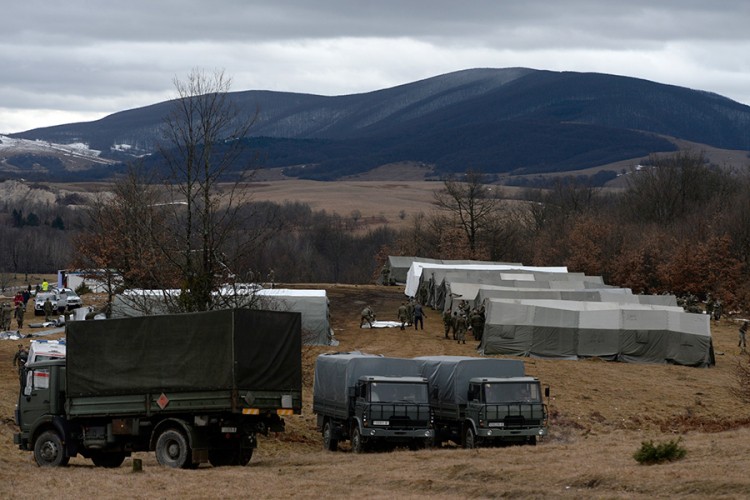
313, 352, 433, 453
416, 356, 548, 447
15, 309, 302, 468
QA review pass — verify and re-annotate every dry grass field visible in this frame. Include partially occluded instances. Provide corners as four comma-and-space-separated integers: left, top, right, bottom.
2, 283, 750, 499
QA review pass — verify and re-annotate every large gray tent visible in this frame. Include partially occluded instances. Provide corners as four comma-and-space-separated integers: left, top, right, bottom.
479, 298, 714, 367
444, 273, 612, 311
471, 287, 678, 311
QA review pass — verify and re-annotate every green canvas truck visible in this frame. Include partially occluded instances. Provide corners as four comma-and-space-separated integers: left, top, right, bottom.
14, 309, 302, 468
313, 352, 433, 453
416, 356, 548, 447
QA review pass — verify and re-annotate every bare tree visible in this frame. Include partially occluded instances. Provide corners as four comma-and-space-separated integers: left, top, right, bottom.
433, 170, 500, 256
158, 68, 258, 312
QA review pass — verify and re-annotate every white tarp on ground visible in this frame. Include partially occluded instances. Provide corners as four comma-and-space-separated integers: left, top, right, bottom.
479, 298, 713, 367
359, 320, 404, 329
404, 263, 569, 298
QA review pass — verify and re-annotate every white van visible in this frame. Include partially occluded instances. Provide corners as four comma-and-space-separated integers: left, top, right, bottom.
25, 339, 66, 394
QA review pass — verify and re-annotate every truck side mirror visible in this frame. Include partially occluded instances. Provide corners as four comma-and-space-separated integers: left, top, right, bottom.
544, 386, 550, 398
431, 387, 438, 399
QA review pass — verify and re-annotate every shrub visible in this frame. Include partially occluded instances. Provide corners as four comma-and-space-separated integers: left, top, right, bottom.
75, 282, 92, 295
633, 438, 686, 465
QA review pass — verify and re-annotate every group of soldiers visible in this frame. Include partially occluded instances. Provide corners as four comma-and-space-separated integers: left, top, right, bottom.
442, 300, 485, 345
396, 298, 425, 330
1, 302, 25, 331
360, 298, 429, 331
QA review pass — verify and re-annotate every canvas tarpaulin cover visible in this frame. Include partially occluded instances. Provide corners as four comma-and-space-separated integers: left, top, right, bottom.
479, 299, 713, 367
66, 308, 302, 397
415, 356, 525, 404
313, 352, 423, 408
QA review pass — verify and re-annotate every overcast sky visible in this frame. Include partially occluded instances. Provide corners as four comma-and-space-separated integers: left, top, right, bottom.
2, 1, 749, 134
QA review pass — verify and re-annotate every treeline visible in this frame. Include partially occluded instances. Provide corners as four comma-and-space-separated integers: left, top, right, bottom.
3, 152, 750, 311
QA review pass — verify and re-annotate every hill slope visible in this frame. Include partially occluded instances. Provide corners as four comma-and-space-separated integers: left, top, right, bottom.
7, 68, 750, 181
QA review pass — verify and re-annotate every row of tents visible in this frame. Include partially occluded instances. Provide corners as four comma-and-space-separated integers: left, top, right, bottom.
383, 257, 714, 367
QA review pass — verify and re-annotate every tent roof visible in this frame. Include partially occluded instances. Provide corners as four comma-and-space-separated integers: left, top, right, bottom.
405, 263, 569, 297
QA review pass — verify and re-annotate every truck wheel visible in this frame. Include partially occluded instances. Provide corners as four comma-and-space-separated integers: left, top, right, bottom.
91, 452, 126, 468
34, 430, 69, 467
351, 427, 366, 454
155, 429, 192, 468
463, 426, 476, 449
322, 421, 338, 452
527, 436, 537, 446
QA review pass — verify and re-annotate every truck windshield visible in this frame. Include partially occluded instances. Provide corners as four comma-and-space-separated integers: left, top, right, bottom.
484, 382, 541, 403
370, 382, 428, 403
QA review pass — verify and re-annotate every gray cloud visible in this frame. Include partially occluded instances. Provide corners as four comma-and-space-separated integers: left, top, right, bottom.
2, 1, 750, 133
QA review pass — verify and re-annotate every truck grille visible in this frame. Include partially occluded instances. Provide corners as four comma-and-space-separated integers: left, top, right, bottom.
368, 403, 431, 429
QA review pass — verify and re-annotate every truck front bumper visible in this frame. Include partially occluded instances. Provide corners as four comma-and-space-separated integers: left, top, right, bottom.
360, 427, 433, 439
477, 427, 547, 439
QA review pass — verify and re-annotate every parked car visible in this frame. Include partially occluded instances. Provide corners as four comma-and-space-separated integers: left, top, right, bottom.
52, 287, 82, 310
33, 292, 59, 316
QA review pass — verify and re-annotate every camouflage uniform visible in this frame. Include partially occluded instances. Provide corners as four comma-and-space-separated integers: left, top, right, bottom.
360, 306, 375, 328
442, 310, 453, 339
739, 321, 748, 352
2, 302, 12, 330
13, 344, 28, 381
43, 298, 53, 322
14, 303, 24, 329
397, 303, 409, 330
469, 309, 484, 341
455, 314, 468, 344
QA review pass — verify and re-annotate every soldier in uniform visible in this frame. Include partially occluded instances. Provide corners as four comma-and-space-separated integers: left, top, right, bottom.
14, 302, 24, 329
360, 306, 376, 328
13, 343, 28, 382
469, 308, 484, 342
442, 310, 453, 339
0, 302, 6, 331
455, 314, 468, 344
413, 302, 425, 330
713, 300, 723, 322
1, 302, 12, 330
43, 297, 54, 322
397, 302, 409, 330
739, 320, 748, 353
406, 299, 415, 327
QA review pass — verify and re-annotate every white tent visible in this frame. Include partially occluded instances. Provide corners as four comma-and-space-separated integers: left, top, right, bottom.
404, 262, 568, 298
255, 289, 333, 346
111, 287, 333, 346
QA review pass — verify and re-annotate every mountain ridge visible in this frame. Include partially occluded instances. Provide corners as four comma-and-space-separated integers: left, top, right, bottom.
4, 67, 750, 181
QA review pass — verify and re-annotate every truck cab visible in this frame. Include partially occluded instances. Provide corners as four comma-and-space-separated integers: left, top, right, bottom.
464, 376, 548, 446
349, 375, 433, 452
15, 359, 70, 466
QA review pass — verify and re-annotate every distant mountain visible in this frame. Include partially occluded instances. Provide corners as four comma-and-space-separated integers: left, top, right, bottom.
5, 68, 750, 181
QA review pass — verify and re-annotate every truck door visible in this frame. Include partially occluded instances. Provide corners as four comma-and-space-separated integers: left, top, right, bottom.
18, 366, 54, 429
